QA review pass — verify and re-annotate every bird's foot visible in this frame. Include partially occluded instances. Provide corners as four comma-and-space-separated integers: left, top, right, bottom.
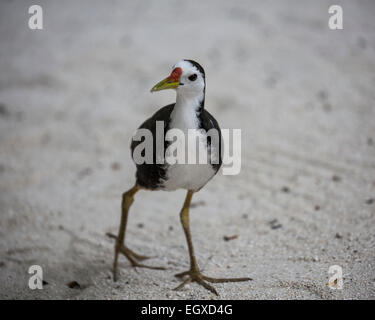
173, 268, 252, 296
117, 244, 152, 262
114, 244, 165, 280
110, 235, 166, 281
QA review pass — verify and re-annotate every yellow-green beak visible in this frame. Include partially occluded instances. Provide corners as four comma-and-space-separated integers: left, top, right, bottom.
150, 77, 179, 92
150, 67, 182, 92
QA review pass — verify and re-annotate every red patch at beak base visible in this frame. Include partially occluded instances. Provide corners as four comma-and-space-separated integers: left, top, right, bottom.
169, 67, 182, 82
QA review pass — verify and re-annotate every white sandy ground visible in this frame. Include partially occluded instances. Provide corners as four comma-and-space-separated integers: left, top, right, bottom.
0, 0, 374, 300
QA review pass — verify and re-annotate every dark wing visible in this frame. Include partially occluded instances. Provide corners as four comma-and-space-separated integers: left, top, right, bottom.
199, 109, 222, 173
131, 104, 174, 189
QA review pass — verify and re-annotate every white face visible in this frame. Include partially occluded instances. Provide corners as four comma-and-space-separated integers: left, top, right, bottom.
173, 60, 205, 97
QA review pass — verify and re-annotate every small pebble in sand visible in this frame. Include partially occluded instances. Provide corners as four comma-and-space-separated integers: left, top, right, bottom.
335, 233, 343, 239
281, 186, 290, 193
223, 234, 239, 241
66, 281, 81, 289
268, 219, 282, 230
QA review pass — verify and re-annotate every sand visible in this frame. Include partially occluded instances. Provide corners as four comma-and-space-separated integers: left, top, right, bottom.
0, 0, 374, 299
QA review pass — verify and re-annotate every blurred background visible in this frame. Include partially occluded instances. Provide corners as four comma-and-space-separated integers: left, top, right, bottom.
0, 0, 374, 299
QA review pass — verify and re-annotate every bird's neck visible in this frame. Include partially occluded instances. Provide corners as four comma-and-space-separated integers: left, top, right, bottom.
170, 91, 205, 130
176, 90, 205, 110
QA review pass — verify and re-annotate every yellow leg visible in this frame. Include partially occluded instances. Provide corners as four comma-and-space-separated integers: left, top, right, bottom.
174, 190, 252, 296
112, 185, 165, 281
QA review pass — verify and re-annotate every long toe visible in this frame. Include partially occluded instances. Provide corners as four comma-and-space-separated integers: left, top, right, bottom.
116, 245, 166, 271
173, 269, 251, 296
107, 232, 153, 262
195, 277, 219, 296
118, 246, 151, 261
132, 261, 166, 270
201, 275, 253, 283
174, 270, 190, 278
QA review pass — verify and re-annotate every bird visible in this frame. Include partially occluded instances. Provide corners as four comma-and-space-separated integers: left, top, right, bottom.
111, 59, 252, 295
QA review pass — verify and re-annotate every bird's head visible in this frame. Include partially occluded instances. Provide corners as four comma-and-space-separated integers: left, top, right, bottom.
151, 60, 205, 99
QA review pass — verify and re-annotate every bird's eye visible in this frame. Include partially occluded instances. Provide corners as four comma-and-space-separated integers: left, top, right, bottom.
188, 74, 197, 81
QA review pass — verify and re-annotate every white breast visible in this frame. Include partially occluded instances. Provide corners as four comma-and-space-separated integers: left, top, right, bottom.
160, 98, 216, 191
